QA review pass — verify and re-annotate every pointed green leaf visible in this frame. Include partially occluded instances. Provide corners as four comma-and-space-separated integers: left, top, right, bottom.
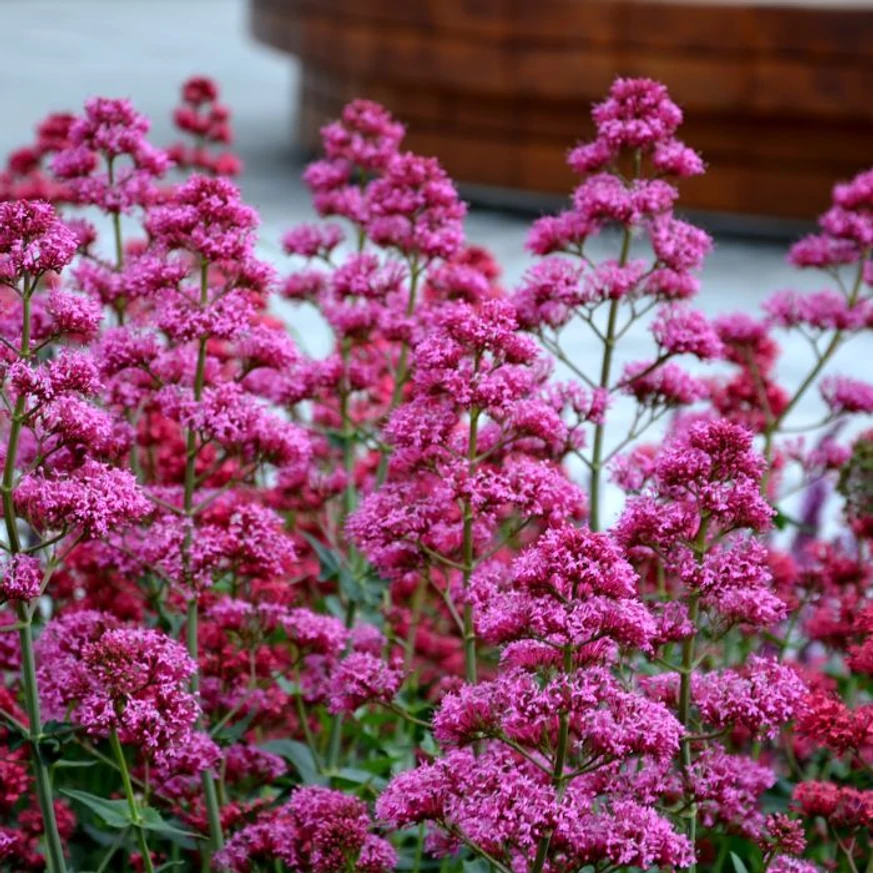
52, 758, 98, 770
334, 767, 379, 786
731, 852, 751, 873
139, 806, 201, 840
42, 719, 76, 736
300, 533, 340, 582
212, 705, 258, 746
259, 739, 323, 785
276, 675, 302, 696
61, 789, 132, 829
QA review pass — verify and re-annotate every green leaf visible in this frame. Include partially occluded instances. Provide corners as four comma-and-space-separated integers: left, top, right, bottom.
36, 720, 79, 764
260, 739, 323, 785
139, 807, 201, 840
82, 823, 124, 847
771, 509, 810, 533
63, 791, 200, 842
52, 758, 97, 770
212, 706, 258, 746
6, 726, 28, 752
301, 533, 341, 582
462, 860, 490, 873
163, 612, 187, 639
42, 719, 76, 736
333, 766, 379, 786
324, 594, 345, 620
338, 566, 361, 602
731, 851, 751, 873
420, 732, 440, 757
155, 863, 186, 873
326, 431, 352, 452
349, 756, 401, 777
275, 675, 302, 696
61, 789, 132, 829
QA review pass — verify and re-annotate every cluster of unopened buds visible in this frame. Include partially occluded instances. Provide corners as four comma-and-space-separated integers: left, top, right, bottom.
0, 73, 870, 873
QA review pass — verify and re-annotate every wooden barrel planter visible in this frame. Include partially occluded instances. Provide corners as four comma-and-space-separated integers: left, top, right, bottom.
250, 0, 873, 219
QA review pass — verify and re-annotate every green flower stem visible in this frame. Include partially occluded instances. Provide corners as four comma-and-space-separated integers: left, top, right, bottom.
324, 254, 420, 768
339, 338, 358, 521
761, 254, 868, 488
293, 665, 322, 771
375, 257, 422, 488
106, 157, 126, 324
3, 280, 68, 873
326, 600, 357, 771
403, 575, 428, 674
181, 260, 224, 855
676, 520, 710, 873
588, 226, 631, 532
109, 730, 155, 873
461, 406, 481, 685
324, 339, 362, 771
678, 593, 701, 872
530, 647, 574, 873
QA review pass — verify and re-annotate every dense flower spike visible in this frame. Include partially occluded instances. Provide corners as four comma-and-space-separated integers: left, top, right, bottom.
0, 199, 77, 281
365, 152, 467, 260
0, 555, 42, 602
52, 97, 169, 211
322, 98, 405, 170
146, 174, 257, 261
0, 76, 870, 873
0, 112, 76, 204
215, 786, 396, 873
514, 77, 722, 533
168, 75, 243, 177
37, 615, 200, 762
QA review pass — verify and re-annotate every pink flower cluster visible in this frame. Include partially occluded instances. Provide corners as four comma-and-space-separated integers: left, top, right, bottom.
168, 76, 243, 177
303, 98, 465, 261
52, 97, 170, 212
216, 785, 396, 873
0, 199, 77, 281
36, 611, 200, 762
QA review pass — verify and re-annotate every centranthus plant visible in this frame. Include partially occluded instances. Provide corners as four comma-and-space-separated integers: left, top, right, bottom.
0, 77, 871, 873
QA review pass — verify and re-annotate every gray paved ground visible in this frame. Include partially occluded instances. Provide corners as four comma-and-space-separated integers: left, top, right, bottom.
1, 0, 861, 524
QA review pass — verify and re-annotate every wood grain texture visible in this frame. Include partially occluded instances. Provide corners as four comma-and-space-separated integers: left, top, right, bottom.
250, 0, 873, 218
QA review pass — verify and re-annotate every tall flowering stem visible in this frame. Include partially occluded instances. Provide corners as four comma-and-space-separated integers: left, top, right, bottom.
375, 255, 422, 488
529, 644, 575, 873
106, 157, 124, 273
589, 224, 630, 531
52, 98, 169, 325
179, 256, 225, 857
0, 202, 84, 873
514, 80, 715, 530
349, 298, 585, 703
461, 400, 481, 683
324, 334, 367, 771
760, 245, 871, 477
378, 523, 693, 872
615, 421, 805, 867
143, 176, 276, 856
675, 520, 708, 873
168, 77, 243, 178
